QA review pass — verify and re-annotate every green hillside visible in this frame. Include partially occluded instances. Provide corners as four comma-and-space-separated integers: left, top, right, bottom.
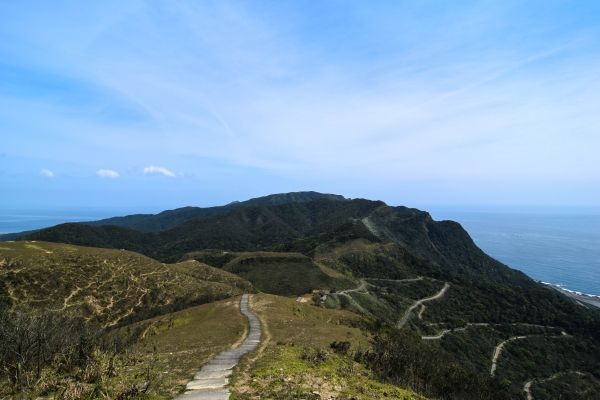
84, 191, 346, 232
221, 252, 357, 296
22, 198, 529, 286
0, 241, 254, 327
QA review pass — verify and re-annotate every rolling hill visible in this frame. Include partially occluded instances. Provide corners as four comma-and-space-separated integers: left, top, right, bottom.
0, 241, 254, 327
22, 197, 529, 285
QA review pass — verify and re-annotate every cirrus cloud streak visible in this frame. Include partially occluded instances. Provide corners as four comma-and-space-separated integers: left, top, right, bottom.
143, 165, 176, 178
39, 169, 54, 178
96, 169, 120, 178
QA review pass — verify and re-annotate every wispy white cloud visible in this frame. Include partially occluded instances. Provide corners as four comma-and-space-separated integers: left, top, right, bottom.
96, 169, 120, 178
2, 1, 600, 206
39, 169, 54, 178
143, 165, 176, 178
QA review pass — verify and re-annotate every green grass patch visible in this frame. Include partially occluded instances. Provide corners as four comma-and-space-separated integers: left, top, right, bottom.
60, 245, 78, 251
24, 243, 50, 252
233, 345, 423, 399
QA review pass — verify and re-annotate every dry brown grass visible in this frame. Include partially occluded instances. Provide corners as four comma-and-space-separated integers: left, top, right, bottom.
0, 241, 252, 327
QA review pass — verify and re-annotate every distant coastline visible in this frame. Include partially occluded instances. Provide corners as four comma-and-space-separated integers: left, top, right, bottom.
541, 282, 600, 308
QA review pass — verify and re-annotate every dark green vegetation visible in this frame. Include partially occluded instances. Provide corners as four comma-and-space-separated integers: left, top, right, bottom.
85, 191, 347, 232
0, 229, 38, 241
220, 252, 356, 296
356, 329, 511, 400
0, 191, 346, 242
23, 197, 530, 285
4, 193, 600, 399
531, 372, 600, 399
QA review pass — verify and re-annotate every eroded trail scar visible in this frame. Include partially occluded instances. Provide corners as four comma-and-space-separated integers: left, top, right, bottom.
175, 294, 261, 400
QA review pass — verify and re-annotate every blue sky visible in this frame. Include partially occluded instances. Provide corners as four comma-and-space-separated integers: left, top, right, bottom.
1, 0, 599, 210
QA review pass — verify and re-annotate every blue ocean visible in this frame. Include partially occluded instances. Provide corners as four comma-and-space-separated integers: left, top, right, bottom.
427, 206, 600, 297
0, 207, 159, 234
2, 206, 599, 297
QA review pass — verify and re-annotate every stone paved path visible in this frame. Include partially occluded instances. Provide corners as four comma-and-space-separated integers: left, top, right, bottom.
175, 294, 261, 399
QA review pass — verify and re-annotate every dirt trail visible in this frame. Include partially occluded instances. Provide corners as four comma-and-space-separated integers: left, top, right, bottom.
524, 371, 584, 399
340, 279, 366, 294
491, 333, 571, 376
396, 283, 450, 329
490, 336, 527, 375
422, 329, 451, 340
366, 277, 423, 282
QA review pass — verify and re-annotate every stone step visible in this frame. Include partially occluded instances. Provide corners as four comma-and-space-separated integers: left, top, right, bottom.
175, 294, 262, 400
193, 370, 232, 380
176, 388, 230, 399
186, 377, 229, 390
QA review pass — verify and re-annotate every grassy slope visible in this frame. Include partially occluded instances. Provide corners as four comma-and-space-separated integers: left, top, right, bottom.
39, 292, 422, 399
0, 241, 253, 327
115, 296, 249, 398
222, 252, 357, 296
230, 294, 424, 400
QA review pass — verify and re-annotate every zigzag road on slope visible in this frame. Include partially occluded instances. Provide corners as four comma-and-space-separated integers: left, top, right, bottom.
340, 279, 366, 294
175, 294, 261, 400
420, 322, 553, 340
523, 371, 584, 400
422, 327, 467, 340
366, 277, 423, 283
396, 282, 450, 329
490, 332, 570, 376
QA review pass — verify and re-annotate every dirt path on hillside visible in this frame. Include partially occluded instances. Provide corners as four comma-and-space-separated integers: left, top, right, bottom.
524, 371, 584, 399
340, 279, 366, 294
490, 336, 527, 376
175, 294, 261, 400
491, 332, 570, 376
396, 283, 450, 329
366, 276, 423, 283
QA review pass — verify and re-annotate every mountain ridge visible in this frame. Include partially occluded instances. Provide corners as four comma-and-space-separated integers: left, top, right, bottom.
21, 197, 530, 285
0, 191, 346, 241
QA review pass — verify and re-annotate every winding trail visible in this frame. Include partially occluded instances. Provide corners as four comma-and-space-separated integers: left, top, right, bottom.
523, 381, 533, 400
422, 329, 451, 340
396, 282, 450, 329
366, 276, 423, 283
523, 371, 584, 399
340, 279, 366, 294
421, 327, 467, 340
490, 332, 570, 376
175, 294, 261, 400
490, 336, 527, 376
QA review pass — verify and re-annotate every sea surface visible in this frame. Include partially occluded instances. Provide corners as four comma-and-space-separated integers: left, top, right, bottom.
1, 206, 599, 297
427, 206, 600, 297
0, 207, 160, 234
